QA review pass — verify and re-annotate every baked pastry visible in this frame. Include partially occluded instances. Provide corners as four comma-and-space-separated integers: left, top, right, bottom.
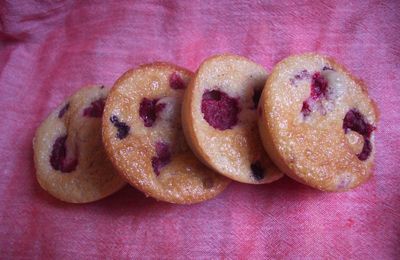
102, 63, 230, 204
258, 53, 378, 191
33, 86, 126, 203
181, 54, 283, 184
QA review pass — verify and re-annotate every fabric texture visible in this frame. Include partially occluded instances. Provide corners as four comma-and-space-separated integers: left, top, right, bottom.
0, 0, 399, 258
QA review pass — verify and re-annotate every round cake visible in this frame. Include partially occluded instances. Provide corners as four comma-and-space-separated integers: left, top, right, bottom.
181, 54, 283, 184
33, 86, 126, 203
258, 53, 378, 191
102, 63, 230, 204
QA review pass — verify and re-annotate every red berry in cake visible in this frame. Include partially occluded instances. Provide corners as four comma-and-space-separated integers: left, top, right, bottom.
357, 138, 372, 161
139, 98, 166, 127
310, 72, 328, 100
201, 90, 240, 130
301, 101, 312, 117
343, 109, 376, 161
322, 66, 334, 71
151, 142, 171, 175
50, 135, 78, 173
301, 72, 329, 117
83, 98, 106, 117
290, 69, 310, 85
169, 72, 186, 90
58, 103, 69, 118
110, 115, 130, 139
343, 109, 375, 138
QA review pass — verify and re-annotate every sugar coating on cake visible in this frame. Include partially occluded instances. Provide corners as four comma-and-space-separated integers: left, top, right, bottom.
102, 63, 230, 204
33, 86, 126, 203
259, 53, 378, 191
181, 54, 283, 184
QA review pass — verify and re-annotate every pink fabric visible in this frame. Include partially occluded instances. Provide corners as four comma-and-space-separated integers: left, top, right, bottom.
1, 1, 399, 258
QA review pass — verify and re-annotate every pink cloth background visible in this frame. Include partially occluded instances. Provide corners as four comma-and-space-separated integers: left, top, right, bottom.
1, 0, 399, 258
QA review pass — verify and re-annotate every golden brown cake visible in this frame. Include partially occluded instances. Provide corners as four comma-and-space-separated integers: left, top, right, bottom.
258, 53, 378, 191
102, 63, 230, 204
181, 54, 283, 184
33, 86, 126, 203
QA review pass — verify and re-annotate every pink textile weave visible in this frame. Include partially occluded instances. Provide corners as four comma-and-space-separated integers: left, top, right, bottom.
1, 1, 399, 258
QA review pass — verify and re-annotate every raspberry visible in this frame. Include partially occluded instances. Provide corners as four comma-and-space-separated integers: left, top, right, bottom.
139, 98, 166, 127
301, 72, 329, 117
83, 98, 105, 117
50, 135, 78, 172
343, 109, 376, 161
343, 109, 375, 138
310, 72, 328, 100
58, 103, 69, 118
301, 101, 312, 117
151, 142, 171, 175
201, 90, 240, 130
169, 72, 186, 90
